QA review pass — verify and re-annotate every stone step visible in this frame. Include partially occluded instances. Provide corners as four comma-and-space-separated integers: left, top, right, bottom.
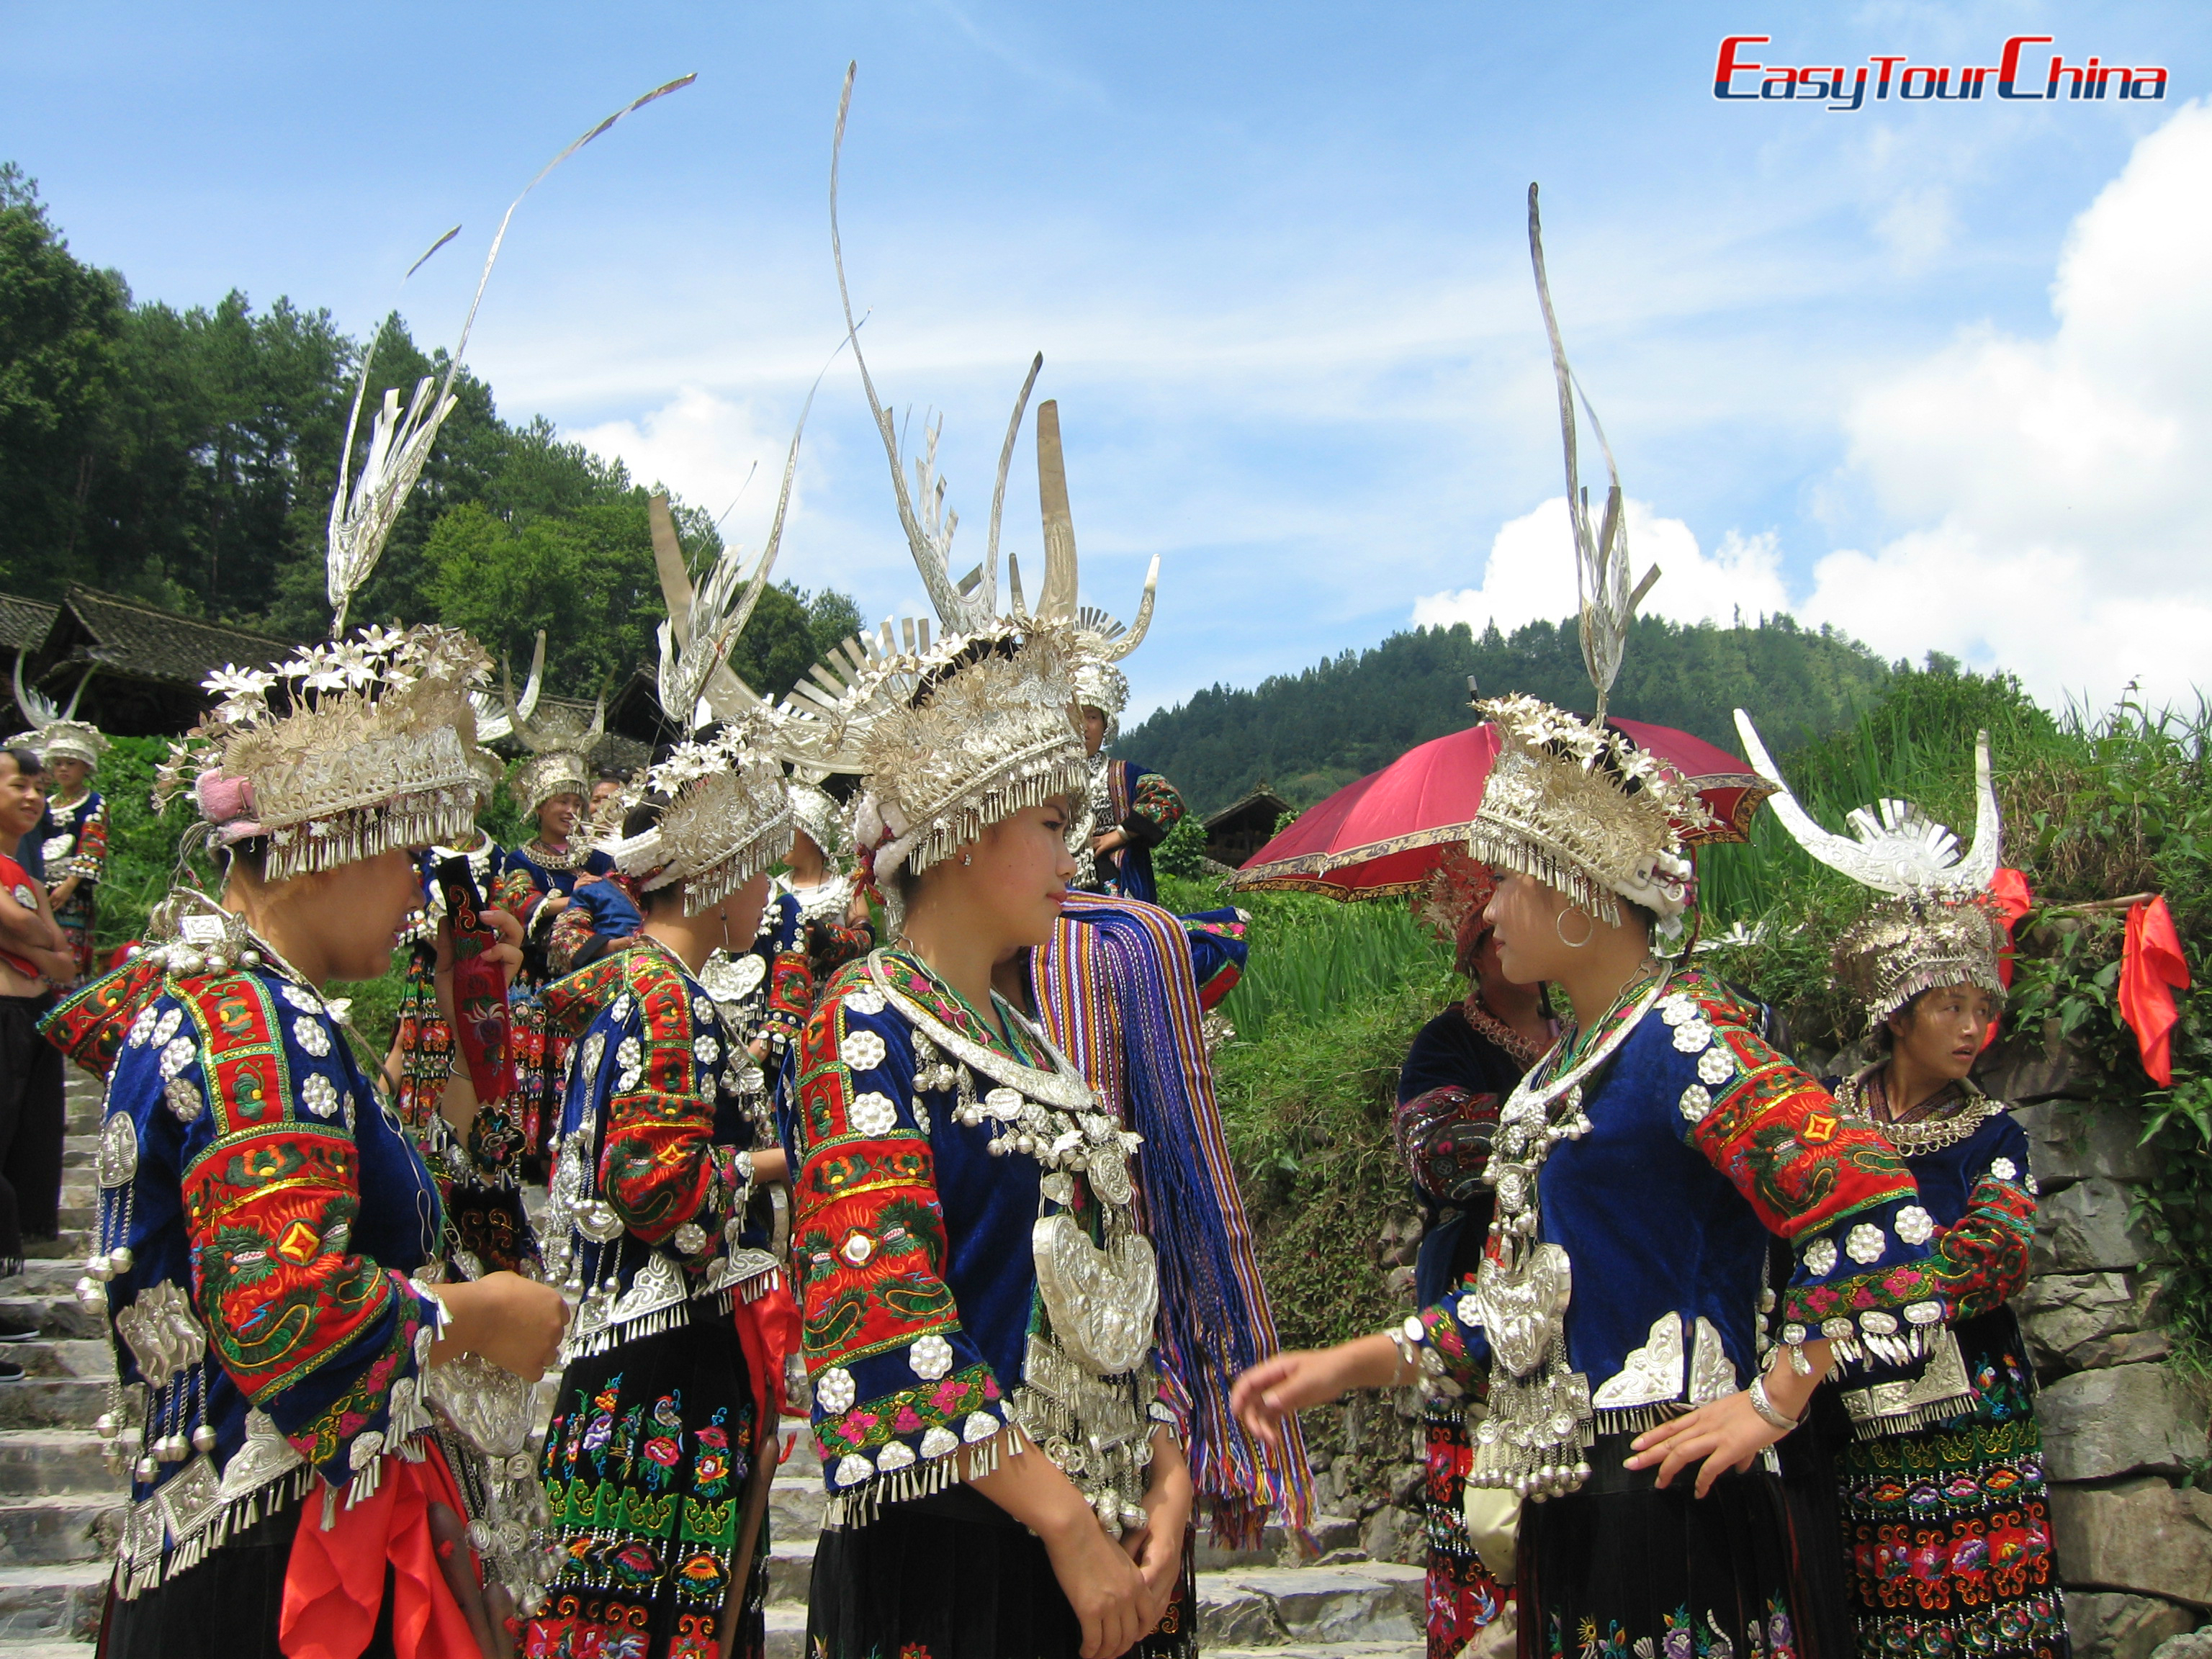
0, 1266, 93, 1298
764, 1604, 806, 1659
764, 1535, 812, 1606
1197, 1511, 1362, 1571
20, 1236, 92, 1266
767, 1471, 823, 1541
0, 1494, 120, 1566
1198, 1563, 1424, 1649
0, 1379, 112, 1432
0, 1299, 103, 1344
0, 1433, 120, 1498
0, 1560, 106, 1641
12, 1346, 112, 1384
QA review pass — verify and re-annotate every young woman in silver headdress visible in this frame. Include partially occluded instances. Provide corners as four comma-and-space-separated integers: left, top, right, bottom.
1231, 186, 1969, 1659
778, 619, 1190, 1659
1738, 716, 2065, 1659
41, 625, 568, 1659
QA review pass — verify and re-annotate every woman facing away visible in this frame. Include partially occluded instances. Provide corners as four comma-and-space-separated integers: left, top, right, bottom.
778, 621, 1193, 1659
1737, 714, 2064, 1659
1231, 693, 1986, 1659
40, 625, 567, 1659
1394, 852, 1555, 1659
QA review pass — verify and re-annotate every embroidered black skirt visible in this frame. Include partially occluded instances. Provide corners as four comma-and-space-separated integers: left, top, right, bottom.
528, 1310, 765, 1659
809, 1481, 1197, 1659
1516, 1433, 1830, 1659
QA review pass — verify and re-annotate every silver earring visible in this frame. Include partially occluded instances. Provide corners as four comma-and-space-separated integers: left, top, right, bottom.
1556, 907, 1596, 948
961, 853, 972, 867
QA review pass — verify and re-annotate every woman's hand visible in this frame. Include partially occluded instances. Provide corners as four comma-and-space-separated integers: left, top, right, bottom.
747, 1146, 788, 1186
746, 1036, 771, 1065
1622, 1390, 1785, 1497
432, 907, 524, 989
47, 875, 79, 907
1040, 1504, 1153, 1659
1123, 1429, 1192, 1632
1089, 828, 1125, 856
1230, 1331, 1400, 1449
430, 1272, 567, 1380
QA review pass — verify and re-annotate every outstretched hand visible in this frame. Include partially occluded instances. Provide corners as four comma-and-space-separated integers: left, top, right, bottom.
1230, 1332, 1398, 1450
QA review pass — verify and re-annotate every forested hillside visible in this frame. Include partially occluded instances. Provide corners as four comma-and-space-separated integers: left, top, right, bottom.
0, 163, 855, 701
1125, 613, 1898, 813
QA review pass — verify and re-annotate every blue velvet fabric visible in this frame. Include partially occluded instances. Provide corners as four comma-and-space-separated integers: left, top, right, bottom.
1414, 974, 1946, 1411
506, 846, 642, 938
58, 964, 443, 1512
1397, 1007, 1527, 1310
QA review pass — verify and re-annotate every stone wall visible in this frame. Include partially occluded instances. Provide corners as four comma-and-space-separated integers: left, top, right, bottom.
1316, 1026, 2212, 1659
2003, 1044, 2212, 1659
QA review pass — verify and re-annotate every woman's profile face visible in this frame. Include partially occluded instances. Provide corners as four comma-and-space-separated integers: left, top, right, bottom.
1483, 873, 1575, 987
312, 850, 423, 982
960, 798, 1079, 950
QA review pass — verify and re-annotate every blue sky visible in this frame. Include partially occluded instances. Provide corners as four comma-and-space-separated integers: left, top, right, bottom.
6, 1, 2207, 716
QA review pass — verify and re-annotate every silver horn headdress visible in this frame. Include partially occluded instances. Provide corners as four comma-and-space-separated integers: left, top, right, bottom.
9, 656, 108, 771
1734, 710, 2007, 1028
595, 436, 809, 912
1464, 185, 1710, 935
773, 66, 1088, 909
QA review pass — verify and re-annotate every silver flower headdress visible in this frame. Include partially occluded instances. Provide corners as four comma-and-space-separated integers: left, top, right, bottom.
1734, 710, 2006, 1028
9, 657, 108, 771
158, 77, 696, 880
772, 68, 1087, 899
1464, 186, 1710, 933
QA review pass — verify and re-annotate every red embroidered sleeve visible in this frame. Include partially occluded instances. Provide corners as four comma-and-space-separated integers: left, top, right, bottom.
757, 950, 815, 1046
70, 797, 108, 884
172, 974, 433, 1477
593, 952, 745, 1252
790, 970, 1011, 1506
1925, 1124, 2038, 1321
1671, 978, 1948, 1359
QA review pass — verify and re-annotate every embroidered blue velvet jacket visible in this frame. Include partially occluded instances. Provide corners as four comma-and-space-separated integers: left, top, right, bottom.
44, 944, 445, 1594
1409, 968, 1956, 1424
782, 951, 1172, 1517
541, 940, 772, 1362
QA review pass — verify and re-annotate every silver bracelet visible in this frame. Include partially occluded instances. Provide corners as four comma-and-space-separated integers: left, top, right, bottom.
1748, 1375, 1799, 1434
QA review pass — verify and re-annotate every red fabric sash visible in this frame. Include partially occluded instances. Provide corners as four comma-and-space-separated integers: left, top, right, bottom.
2121, 896, 2190, 1087
281, 1444, 482, 1659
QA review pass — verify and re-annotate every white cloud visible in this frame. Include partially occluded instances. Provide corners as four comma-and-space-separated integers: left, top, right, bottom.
571, 387, 801, 529
1797, 99, 2212, 709
1412, 496, 1791, 637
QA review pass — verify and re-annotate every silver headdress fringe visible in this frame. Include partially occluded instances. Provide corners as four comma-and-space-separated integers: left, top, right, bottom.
1735, 710, 2008, 1028
1460, 188, 1709, 929
496, 632, 608, 815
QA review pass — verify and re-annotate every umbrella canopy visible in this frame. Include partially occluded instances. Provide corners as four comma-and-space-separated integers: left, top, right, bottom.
1231, 718, 1772, 899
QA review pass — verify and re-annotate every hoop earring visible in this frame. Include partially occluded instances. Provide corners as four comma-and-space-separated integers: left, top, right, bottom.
1555, 907, 1596, 949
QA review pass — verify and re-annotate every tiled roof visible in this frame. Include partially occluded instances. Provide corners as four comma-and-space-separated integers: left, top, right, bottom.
55, 586, 295, 685
0, 593, 58, 653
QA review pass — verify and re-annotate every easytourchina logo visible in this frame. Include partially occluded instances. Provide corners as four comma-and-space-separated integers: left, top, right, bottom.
1714, 35, 2171, 109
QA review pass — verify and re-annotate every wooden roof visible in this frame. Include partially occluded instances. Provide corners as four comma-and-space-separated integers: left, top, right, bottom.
0, 593, 58, 654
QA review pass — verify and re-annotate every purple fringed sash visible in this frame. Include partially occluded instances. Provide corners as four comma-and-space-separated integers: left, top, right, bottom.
1037, 894, 1314, 1547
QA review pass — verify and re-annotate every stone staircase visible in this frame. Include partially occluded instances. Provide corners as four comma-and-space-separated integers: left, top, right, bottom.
0, 1071, 1424, 1657
0, 1071, 122, 1654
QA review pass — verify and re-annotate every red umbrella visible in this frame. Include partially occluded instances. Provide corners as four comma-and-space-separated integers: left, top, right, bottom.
1231, 719, 1772, 899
